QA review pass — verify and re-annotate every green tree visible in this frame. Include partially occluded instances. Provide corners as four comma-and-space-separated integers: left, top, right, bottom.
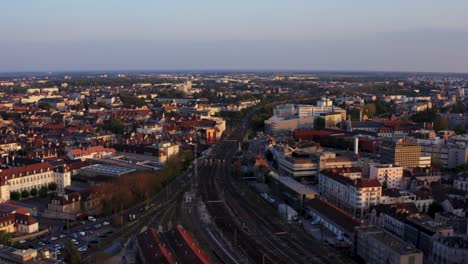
48, 182, 58, 192
0, 231, 12, 246
63, 240, 83, 264
427, 201, 444, 218
39, 187, 48, 198
10, 192, 20, 201
21, 190, 30, 199
38, 102, 51, 110
433, 116, 449, 131
265, 150, 274, 162
454, 124, 466, 135
314, 117, 325, 130
30, 188, 38, 197
364, 103, 377, 117
108, 117, 125, 134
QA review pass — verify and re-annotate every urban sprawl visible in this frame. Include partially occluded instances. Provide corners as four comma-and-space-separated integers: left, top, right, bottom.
0, 72, 466, 264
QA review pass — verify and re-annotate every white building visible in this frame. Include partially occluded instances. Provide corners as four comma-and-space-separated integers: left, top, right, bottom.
319, 169, 382, 217
369, 164, 404, 189
0, 163, 71, 201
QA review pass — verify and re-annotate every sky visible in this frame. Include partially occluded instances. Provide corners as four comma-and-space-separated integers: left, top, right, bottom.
1, 0, 468, 72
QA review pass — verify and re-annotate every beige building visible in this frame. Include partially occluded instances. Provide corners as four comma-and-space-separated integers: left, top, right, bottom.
357, 226, 423, 264
381, 139, 422, 168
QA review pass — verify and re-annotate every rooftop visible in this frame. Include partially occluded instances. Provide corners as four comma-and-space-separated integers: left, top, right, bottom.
358, 225, 421, 255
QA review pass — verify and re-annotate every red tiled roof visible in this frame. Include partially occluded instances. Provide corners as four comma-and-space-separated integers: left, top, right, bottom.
0, 163, 54, 184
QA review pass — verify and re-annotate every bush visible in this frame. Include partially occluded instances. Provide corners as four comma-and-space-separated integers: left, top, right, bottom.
39, 187, 48, 198
10, 192, 20, 201
30, 188, 38, 197
21, 190, 30, 199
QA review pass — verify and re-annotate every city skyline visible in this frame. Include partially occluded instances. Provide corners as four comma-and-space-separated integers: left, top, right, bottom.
1, 0, 468, 73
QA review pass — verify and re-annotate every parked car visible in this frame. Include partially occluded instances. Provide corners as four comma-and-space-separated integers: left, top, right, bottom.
88, 216, 96, 222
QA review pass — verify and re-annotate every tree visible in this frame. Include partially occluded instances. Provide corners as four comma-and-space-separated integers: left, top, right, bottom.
21, 190, 30, 199
427, 201, 444, 217
433, 116, 449, 131
30, 188, 38, 197
454, 124, 466, 135
63, 240, 82, 264
108, 117, 125, 134
364, 103, 377, 118
10, 192, 20, 201
314, 117, 325, 130
38, 102, 51, 110
0, 231, 12, 246
39, 187, 48, 198
48, 182, 58, 192
265, 150, 274, 162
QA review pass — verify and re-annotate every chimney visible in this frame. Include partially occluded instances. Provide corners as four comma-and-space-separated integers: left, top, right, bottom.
354, 136, 359, 156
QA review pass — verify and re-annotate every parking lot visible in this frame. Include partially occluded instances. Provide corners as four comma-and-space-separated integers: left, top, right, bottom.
17, 216, 116, 262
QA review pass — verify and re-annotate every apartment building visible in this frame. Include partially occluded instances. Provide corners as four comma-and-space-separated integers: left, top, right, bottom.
370, 164, 404, 189
431, 236, 468, 264
356, 226, 423, 264
319, 168, 381, 217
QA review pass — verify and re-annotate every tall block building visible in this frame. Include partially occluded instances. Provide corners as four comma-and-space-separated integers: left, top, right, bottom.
380, 139, 422, 168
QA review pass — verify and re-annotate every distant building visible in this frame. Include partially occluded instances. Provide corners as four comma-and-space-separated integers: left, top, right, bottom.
356, 226, 423, 264
66, 146, 116, 161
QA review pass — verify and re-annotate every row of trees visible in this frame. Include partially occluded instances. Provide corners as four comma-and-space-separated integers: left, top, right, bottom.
97, 149, 194, 216
10, 183, 57, 200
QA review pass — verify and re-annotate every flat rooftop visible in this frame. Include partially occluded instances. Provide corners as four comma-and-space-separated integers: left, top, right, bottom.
359, 226, 421, 255
80, 164, 136, 177
275, 176, 318, 197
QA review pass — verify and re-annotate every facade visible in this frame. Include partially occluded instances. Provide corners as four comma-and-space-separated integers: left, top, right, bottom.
319, 169, 381, 217
317, 112, 344, 128
454, 174, 468, 192
0, 163, 71, 201
381, 140, 422, 168
357, 226, 423, 264
265, 116, 315, 134
420, 143, 468, 169
431, 236, 468, 264
370, 164, 404, 189
306, 198, 360, 244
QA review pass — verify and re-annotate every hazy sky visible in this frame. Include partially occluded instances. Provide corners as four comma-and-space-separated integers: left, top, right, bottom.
1, 0, 468, 72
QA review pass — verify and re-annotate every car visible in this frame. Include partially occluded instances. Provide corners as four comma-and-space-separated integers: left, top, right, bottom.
71, 233, 78, 238
19, 240, 27, 244
88, 216, 96, 222
37, 241, 46, 246
50, 237, 58, 241
77, 246, 87, 252
103, 221, 110, 226
79, 232, 86, 237
59, 234, 66, 239
80, 221, 86, 225
94, 224, 102, 229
